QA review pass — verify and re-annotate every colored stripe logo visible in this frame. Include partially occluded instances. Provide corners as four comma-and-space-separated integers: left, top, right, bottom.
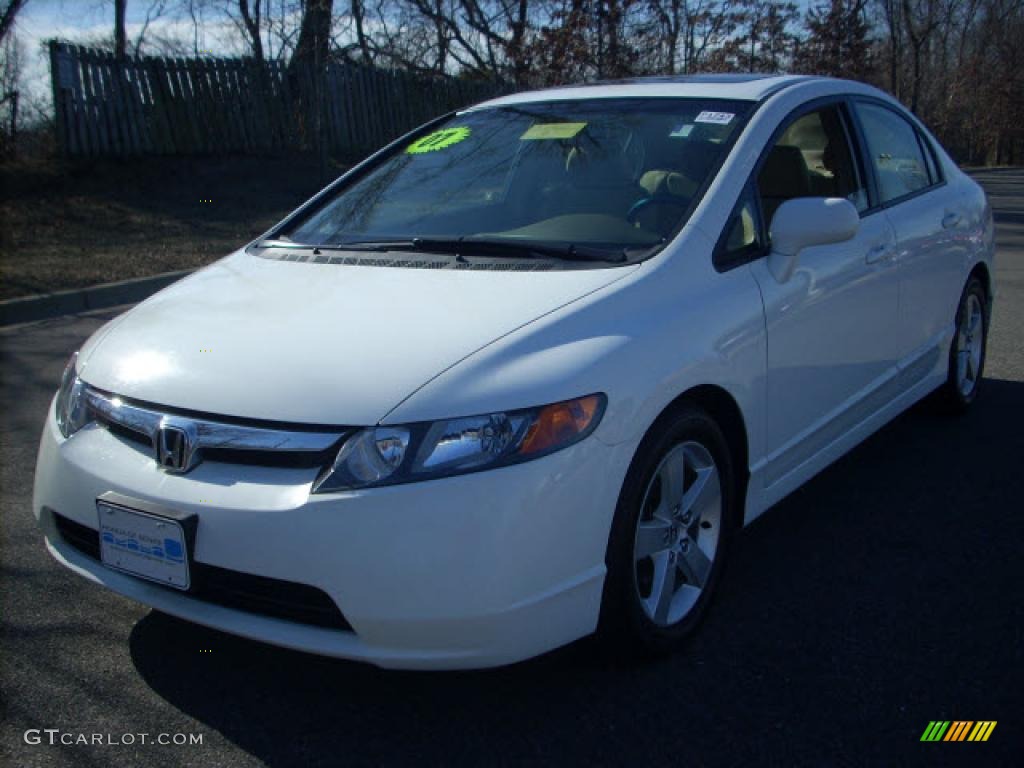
921, 721, 996, 742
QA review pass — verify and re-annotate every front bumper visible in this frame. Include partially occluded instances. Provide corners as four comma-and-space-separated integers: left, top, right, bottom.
33, 401, 633, 669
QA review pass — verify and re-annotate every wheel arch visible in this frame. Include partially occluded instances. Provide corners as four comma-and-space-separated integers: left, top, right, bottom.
968, 261, 993, 320
597, 381, 753, 645
639, 384, 751, 525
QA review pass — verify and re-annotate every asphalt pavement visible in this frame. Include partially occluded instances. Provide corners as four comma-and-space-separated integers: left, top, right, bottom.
2, 170, 1023, 767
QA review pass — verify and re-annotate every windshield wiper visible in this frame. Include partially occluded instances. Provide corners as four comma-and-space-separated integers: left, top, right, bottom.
441, 237, 628, 263
328, 236, 628, 263
257, 239, 414, 253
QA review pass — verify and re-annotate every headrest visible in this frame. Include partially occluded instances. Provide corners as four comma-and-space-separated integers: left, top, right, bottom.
674, 139, 720, 181
565, 146, 635, 189
639, 170, 698, 199
759, 145, 811, 200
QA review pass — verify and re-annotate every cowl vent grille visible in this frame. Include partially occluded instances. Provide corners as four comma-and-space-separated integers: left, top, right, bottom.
259, 249, 555, 271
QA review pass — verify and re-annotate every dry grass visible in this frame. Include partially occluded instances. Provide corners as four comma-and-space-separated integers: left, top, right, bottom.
0, 153, 346, 301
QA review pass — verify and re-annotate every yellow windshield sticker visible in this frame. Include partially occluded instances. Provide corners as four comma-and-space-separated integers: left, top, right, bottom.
406, 126, 471, 154
520, 122, 587, 140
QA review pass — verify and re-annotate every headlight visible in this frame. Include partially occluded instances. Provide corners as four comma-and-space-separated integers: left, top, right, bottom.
313, 394, 606, 493
55, 351, 91, 438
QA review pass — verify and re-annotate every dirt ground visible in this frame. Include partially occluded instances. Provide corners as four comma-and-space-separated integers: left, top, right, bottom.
0, 153, 346, 301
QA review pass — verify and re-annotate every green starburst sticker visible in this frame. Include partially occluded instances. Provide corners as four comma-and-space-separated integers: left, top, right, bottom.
406, 126, 471, 154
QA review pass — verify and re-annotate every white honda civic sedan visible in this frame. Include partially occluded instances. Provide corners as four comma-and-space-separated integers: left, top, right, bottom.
34, 75, 994, 669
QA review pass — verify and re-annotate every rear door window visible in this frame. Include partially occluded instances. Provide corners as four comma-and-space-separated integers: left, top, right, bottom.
854, 102, 933, 204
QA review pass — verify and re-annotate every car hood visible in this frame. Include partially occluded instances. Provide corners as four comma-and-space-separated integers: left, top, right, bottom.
79, 251, 637, 425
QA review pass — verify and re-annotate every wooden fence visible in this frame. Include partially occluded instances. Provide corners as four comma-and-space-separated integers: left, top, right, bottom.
48, 42, 506, 158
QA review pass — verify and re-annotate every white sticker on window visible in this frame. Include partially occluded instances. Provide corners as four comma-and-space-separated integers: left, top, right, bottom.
695, 111, 735, 125
669, 123, 694, 138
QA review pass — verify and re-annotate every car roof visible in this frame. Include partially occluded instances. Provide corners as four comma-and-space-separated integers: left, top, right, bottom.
468, 75, 828, 110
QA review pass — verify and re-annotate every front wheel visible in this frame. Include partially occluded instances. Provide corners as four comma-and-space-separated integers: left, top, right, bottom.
599, 404, 737, 656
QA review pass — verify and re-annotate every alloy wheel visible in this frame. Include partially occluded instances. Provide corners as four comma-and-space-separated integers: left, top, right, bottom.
955, 293, 984, 397
633, 441, 722, 627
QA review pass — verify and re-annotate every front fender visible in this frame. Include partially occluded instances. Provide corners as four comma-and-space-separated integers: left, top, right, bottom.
382, 229, 768, 480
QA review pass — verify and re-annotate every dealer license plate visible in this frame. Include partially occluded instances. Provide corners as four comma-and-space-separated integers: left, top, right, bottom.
98, 500, 190, 590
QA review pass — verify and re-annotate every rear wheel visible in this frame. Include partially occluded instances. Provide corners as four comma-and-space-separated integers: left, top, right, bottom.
936, 277, 988, 413
599, 404, 737, 655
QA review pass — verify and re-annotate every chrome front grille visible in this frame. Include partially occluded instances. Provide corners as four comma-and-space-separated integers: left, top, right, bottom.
83, 387, 348, 470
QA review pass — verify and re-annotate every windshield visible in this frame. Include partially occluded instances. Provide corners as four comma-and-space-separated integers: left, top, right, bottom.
277, 98, 752, 255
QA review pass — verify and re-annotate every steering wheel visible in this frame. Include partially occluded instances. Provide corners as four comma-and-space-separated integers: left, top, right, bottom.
626, 196, 689, 225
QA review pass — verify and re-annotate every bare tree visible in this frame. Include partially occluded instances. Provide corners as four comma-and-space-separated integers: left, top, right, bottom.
708, 0, 798, 71
351, 0, 374, 62
877, 0, 903, 96
643, 0, 741, 73
290, 0, 333, 70
794, 0, 871, 79
1, 0, 29, 44
1, 13, 22, 154
132, 0, 172, 56
237, 0, 265, 62
217, 0, 300, 61
115, 0, 127, 58
900, 0, 947, 112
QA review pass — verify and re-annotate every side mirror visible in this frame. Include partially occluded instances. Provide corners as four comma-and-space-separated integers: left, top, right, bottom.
767, 197, 860, 283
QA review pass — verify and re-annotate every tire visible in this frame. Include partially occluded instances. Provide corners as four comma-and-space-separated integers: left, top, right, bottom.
598, 403, 738, 656
935, 276, 988, 413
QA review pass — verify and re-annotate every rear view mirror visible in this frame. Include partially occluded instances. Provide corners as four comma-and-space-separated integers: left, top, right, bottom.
767, 197, 860, 282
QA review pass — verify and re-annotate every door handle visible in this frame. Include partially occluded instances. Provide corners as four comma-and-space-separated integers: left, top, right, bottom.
942, 212, 962, 229
866, 242, 894, 264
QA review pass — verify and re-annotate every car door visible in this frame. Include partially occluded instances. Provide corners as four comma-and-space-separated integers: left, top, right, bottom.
740, 101, 901, 488
850, 99, 969, 373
